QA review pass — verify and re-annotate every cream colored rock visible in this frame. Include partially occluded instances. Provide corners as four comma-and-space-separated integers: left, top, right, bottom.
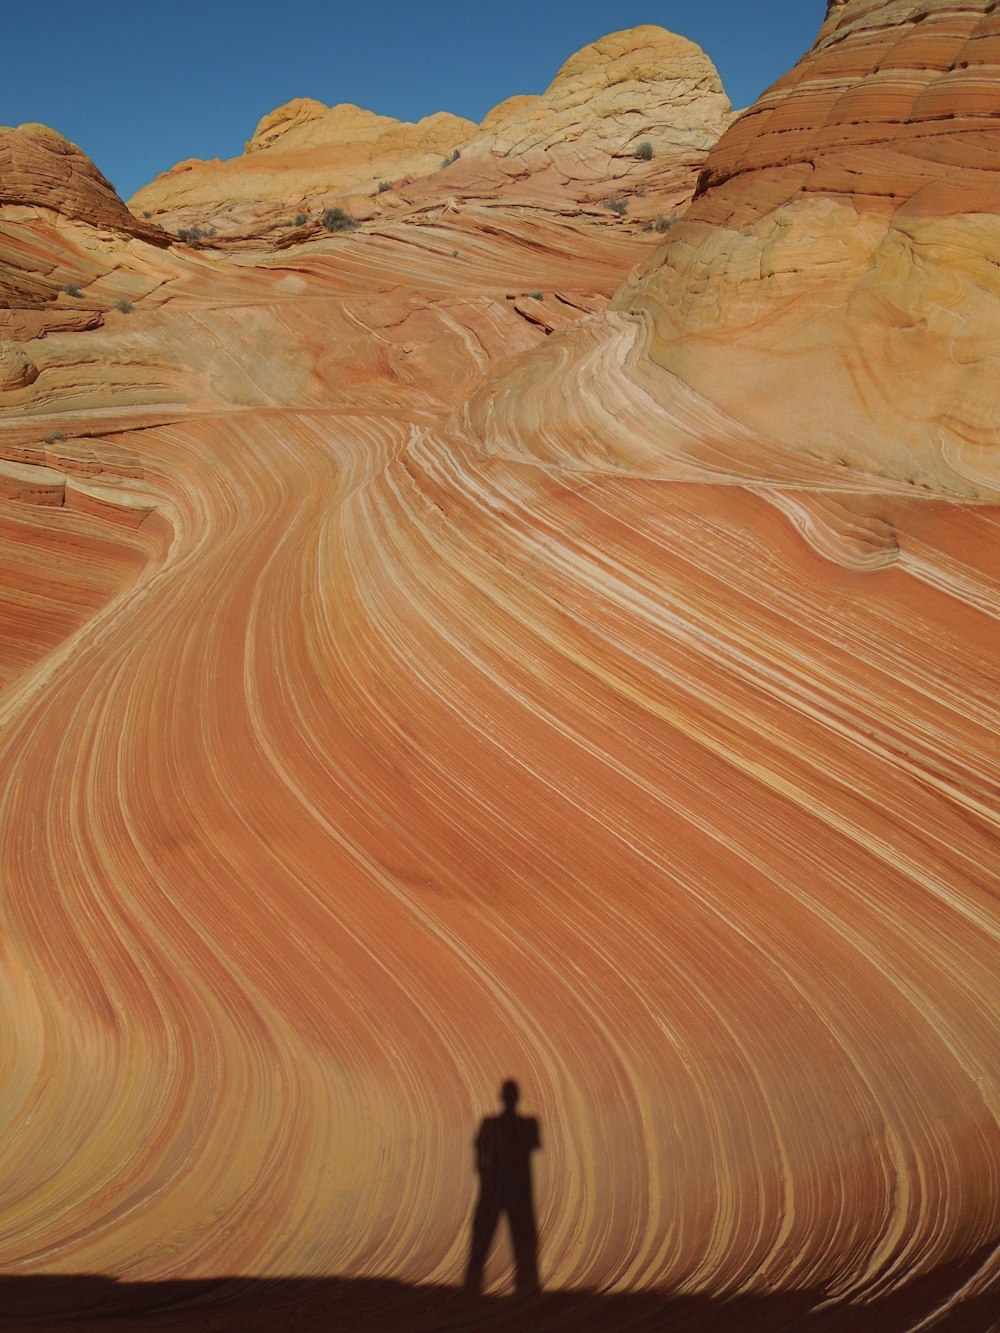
404, 24, 734, 223
0, 340, 38, 390
130, 25, 733, 232
604, 0, 1000, 497
470, 25, 732, 164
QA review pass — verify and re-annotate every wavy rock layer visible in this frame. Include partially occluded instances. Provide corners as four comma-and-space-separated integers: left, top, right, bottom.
130, 102, 479, 223
463, 26, 731, 184
601, 0, 1000, 497
0, 125, 167, 247
129, 26, 732, 242
0, 9, 998, 1331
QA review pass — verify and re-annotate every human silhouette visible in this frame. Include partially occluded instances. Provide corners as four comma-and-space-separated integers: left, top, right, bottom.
464, 1079, 541, 1297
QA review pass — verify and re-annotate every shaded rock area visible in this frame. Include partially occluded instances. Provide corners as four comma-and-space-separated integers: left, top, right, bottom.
0, 1248, 998, 1332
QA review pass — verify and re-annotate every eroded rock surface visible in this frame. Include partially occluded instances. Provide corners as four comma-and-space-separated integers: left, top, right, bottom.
0, 124, 167, 245
604, 0, 1000, 496
0, 12, 998, 1331
131, 101, 478, 224
129, 25, 732, 240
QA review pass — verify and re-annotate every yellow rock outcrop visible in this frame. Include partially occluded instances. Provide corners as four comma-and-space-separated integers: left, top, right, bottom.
129, 25, 732, 235
130, 100, 478, 221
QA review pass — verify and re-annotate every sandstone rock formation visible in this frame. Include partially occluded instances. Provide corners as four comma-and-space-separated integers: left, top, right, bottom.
130, 26, 733, 239
471, 25, 730, 168
604, 0, 1000, 497
0, 124, 177, 314
0, 11, 998, 1331
0, 124, 167, 246
130, 101, 479, 227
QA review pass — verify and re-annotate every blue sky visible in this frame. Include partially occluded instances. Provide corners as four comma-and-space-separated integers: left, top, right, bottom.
4, 1, 825, 200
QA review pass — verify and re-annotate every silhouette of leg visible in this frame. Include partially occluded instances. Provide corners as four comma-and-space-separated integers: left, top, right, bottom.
508, 1192, 539, 1296
464, 1189, 501, 1294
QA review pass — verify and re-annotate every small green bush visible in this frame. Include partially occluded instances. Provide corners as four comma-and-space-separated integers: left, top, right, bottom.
321, 207, 358, 233
635, 141, 653, 161
377, 180, 392, 193
655, 214, 677, 233
42, 431, 65, 444
604, 195, 628, 216
62, 284, 82, 298
295, 213, 308, 225
177, 226, 211, 243
113, 297, 134, 314
525, 291, 543, 301
142, 210, 152, 218
441, 147, 461, 168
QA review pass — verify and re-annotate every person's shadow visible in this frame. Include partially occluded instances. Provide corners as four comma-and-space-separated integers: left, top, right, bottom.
464, 1079, 541, 1298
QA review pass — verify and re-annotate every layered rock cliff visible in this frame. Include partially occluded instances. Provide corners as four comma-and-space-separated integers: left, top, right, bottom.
0, 123, 167, 246
129, 26, 732, 239
130, 101, 479, 222
613, 0, 1000, 496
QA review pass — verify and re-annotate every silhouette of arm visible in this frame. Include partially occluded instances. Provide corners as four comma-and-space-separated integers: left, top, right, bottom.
474, 1119, 491, 1175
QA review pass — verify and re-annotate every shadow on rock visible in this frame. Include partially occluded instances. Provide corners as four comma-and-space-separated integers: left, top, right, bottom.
0, 1241, 997, 1332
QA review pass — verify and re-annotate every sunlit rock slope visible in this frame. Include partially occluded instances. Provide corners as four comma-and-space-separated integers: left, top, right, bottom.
607, 0, 1000, 497
129, 26, 732, 243
129, 101, 480, 226
0, 11, 998, 1332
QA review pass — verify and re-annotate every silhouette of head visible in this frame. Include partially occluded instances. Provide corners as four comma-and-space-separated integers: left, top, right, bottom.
501, 1080, 519, 1110
501, 1077, 525, 1109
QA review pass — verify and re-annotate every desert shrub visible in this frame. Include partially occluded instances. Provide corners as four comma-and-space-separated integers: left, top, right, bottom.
635, 141, 653, 161
655, 214, 677, 233
142, 210, 152, 218
441, 148, 461, 168
525, 291, 543, 301
321, 207, 358, 233
62, 284, 82, 298
377, 180, 392, 193
295, 213, 308, 225
113, 297, 134, 313
177, 224, 216, 243
604, 195, 628, 216
42, 431, 65, 444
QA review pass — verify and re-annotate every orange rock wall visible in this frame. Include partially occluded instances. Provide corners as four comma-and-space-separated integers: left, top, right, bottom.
0, 12, 998, 1330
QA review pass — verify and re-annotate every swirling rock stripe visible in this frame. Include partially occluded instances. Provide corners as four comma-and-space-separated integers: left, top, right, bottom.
0, 395, 997, 1322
